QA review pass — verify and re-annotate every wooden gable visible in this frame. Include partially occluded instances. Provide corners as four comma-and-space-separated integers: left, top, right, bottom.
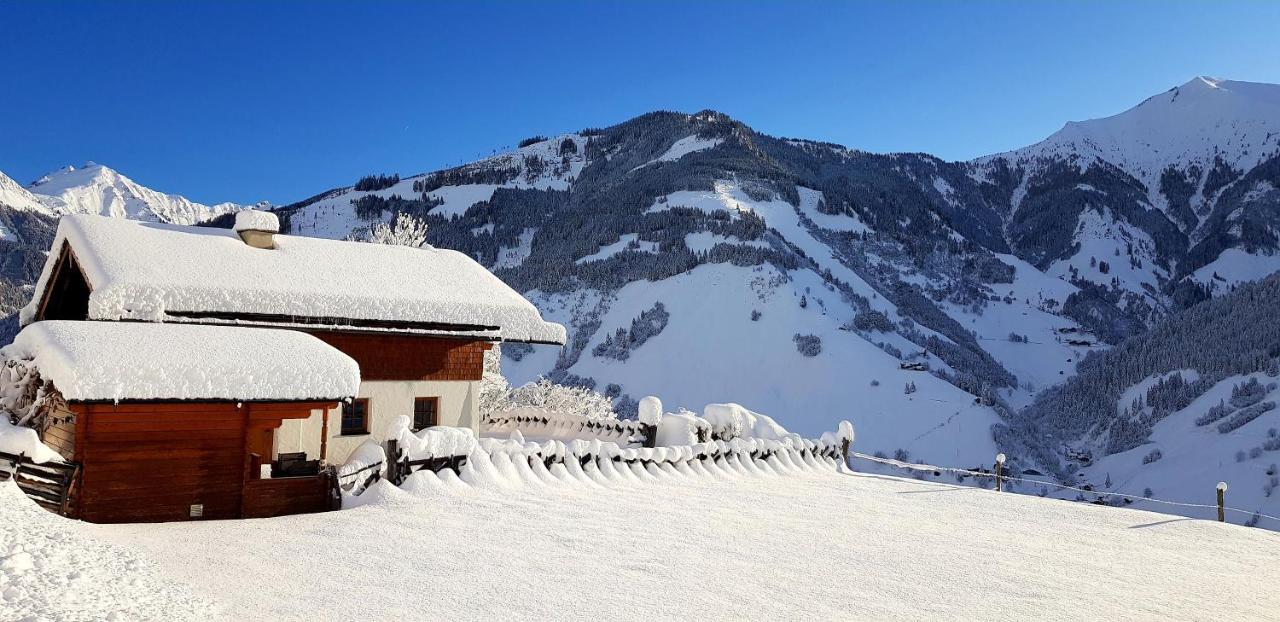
35, 242, 91, 323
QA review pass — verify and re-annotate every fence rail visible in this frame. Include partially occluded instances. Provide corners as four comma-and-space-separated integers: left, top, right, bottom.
481, 410, 659, 447
0, 450, 79, 516
380, 433, 849, 488
850, 451, 1280, 526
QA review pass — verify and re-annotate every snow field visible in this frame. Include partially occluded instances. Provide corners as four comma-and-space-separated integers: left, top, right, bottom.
59, 465, 1280, 622
0, 483, 220, 622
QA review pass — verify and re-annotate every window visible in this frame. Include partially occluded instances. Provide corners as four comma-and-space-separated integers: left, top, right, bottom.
413, 397, 439, 431
341, 399, 369, 436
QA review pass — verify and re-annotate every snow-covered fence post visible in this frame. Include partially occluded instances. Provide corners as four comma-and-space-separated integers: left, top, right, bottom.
638, 396, 662, 449
994, 453, 1006, 492
1217, 481, 1228, 522
837, 421, 854, 470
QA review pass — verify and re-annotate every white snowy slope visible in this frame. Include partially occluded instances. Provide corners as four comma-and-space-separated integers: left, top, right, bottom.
0, 484, 220, 621
4, 465, 1272, 621
526, 261, 999, 466
0, 170, 54, 215
26, 163, 251, 225
1077, 371, 1280, 524
982, 77, 1280, 214
285, 134, 589, 239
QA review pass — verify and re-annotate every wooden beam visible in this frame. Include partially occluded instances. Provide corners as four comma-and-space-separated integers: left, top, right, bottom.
320, 408, 329, 463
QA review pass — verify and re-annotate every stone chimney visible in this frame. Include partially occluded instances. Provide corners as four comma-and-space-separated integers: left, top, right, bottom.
233, 209, 280, 249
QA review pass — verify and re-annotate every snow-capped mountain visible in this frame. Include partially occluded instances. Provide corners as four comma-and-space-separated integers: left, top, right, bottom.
984, 77, 1280, 210
2, 78, 1278, 526
971, 77, 1280, 328
0, 170, 55, 217
26, 162, 256, 225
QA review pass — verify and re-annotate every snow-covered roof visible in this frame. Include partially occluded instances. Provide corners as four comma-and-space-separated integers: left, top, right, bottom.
3, 321, 361, 402
21, 214, 566, 344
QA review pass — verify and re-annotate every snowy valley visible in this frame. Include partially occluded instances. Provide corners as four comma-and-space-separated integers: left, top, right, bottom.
2, 77, 1280, 529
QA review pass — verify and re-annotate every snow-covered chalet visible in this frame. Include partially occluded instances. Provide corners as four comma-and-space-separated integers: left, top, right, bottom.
6, 210, 564, 522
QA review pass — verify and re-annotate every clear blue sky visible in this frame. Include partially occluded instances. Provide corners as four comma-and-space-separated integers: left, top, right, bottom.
2, 1, 1278, 205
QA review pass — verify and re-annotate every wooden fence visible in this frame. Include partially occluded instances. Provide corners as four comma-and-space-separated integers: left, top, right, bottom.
0, 450, 80, 517
382, 435, 850, 488
481, 411, 660, 447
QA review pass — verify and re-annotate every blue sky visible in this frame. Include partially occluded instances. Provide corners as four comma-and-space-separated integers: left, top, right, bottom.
2, 1, 1278, 205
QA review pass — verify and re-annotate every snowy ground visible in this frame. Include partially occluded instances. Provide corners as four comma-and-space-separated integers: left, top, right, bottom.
5, 462, 1280, 621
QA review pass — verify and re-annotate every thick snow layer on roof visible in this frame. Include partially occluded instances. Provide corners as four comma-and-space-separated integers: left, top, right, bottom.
21, 214, 565, 344
3, 321, 360, 402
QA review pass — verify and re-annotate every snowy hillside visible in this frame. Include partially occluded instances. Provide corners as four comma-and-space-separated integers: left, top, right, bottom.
26, 163, 255, 225
985, 77, 1280, 211
1076, 371, 1280, 526
972, 77, 1280, 315
5, 464, 1279, 621
3, 79, 1279, 526
0, 171, 54, 217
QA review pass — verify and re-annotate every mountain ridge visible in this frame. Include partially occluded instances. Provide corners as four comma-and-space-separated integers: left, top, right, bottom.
2, 79, 1278, 514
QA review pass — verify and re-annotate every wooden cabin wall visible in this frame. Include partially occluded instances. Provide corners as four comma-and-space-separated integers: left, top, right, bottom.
76, 402, 248, 523
71, 401, 332, 524
40, 405, 78, 462
308, 332, 488, 381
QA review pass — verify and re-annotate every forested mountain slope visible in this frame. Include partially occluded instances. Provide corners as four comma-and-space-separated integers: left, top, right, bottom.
1008, 274, 1280, 523
2, 78, 1278, 479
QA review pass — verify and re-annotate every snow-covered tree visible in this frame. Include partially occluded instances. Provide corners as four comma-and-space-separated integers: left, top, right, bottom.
507, 378, 616, 420
365, 213, 429, 247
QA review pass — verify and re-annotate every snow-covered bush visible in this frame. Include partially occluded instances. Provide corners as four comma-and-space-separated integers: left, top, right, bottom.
1230, 378, 1268, 409
1142, 448, 1163, 464
793, 334, 821, 357
480, 346, 512, 418
364, 213, 429, 247
1195, 400, 1234, 427
1217, 401, 1276, 434
0, 358, 58, 429
593, 302, 670, 361
851, 310, 894, 333
506, 378, 617, 420
481, 346, 616, 421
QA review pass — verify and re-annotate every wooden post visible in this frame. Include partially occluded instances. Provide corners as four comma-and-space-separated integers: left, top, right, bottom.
249, 453, 262, 481
1217, 482, 1228, 522
386, 439, 400, 485
319, 407, 330, 463
995, 453, 1006, 492
841, 439, 850, 469
643, 424, 658, 449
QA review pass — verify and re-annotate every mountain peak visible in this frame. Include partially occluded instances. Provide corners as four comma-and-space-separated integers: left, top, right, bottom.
24, 162, 247, 225
1183, 75, 1224, 90
981, 76, 1280, 192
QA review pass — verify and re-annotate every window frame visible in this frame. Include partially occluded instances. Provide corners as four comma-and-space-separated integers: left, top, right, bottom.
340, 398, 370, 436
412, 396, 440, 432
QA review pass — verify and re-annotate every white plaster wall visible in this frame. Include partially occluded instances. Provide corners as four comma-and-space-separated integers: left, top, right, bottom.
276, 379, 479, 465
